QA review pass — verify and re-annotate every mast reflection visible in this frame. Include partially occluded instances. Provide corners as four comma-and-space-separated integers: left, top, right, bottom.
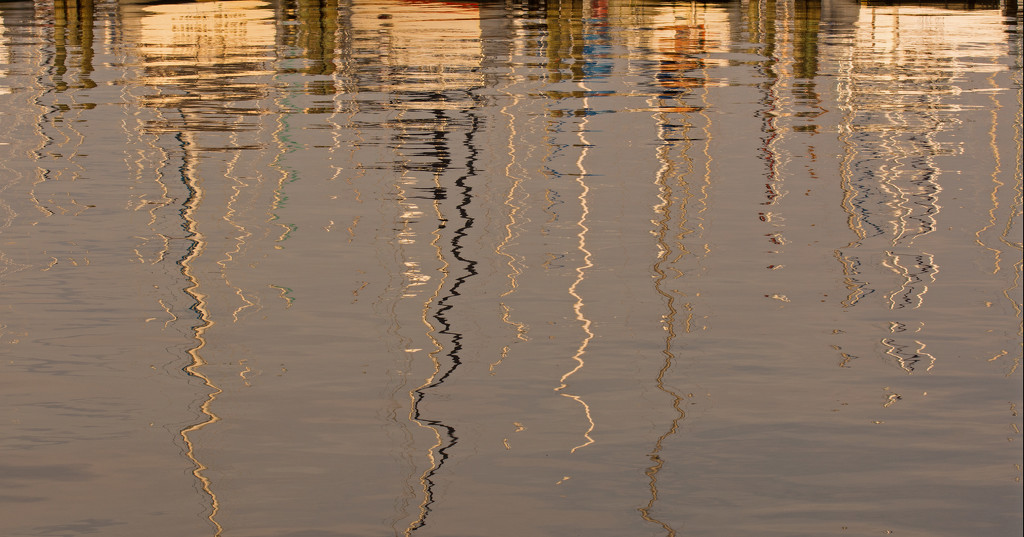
120, 1, 280, 532
344, 1, 489, 532
175, 131, 224, 536
633, 2, 722, 533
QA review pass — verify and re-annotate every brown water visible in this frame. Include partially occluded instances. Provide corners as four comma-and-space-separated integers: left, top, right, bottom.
0, 0, 1021, 536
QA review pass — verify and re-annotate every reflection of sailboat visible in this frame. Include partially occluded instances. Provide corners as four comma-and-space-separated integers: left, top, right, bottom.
829, 3, 1018, 375
174, 132, 224, 537
634, 3, 724, 534
120, 1, 281, 533
344, 1, 490, 532
536, 0, 599, 455
833, 4, 967, 311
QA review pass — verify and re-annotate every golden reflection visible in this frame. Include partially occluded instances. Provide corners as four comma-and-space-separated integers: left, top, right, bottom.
347, 2, 492, 529
124, 1, 283, 532
554, 85, 596, 454
270, 124, 297, 249
403, 191, 450, 536
882, 251, 937, 310
0, 9, 26, 287
52, 0, 96, 92
496, 95, 529, 347
176, 133, 223, 536
158, 298, 178, 328
833, 4, 982, 314
222, 147, 259, 322
636, 3, 721, 529
880, 336, 935, 374
354, 98, 452, 534
639, 108, 690, 535
268, 284, 294, 309
974, 83, 1007, 272
972, 38, 1023, 376
30, 0, 91, 226
0, 12, 7, 95
349, 0, 485, 94
128, 1, 275, 93
756, 0, 787, 218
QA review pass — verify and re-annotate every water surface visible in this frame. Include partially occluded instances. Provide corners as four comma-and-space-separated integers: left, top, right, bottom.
0, 0, 1021, 536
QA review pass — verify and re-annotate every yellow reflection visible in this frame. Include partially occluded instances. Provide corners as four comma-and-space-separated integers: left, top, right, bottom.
974, 82, 1007, 272
639, 109, 689, 535
345, 2, 491, 526
31, 2, 92, 223
496, 96, 529, 349
635, 3, 721, 529
130, 1, 275, 87
0, 13, 9, 96
175, 133, 223, 536
403, 199, 450, 536
882, 251, 937, 310
556, 91, 595, 454
124, 2, 282, 532
833, 3, 995, 314
221, 147, 258, 322
880, 335, 935, 374
972, 41, 1023, 376
349, 0, 484, 94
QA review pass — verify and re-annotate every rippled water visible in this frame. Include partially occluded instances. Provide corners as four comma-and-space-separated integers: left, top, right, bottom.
1, 0, 1021, 536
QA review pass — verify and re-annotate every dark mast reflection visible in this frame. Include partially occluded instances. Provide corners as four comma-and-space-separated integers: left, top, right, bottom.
407, 103, 480, 534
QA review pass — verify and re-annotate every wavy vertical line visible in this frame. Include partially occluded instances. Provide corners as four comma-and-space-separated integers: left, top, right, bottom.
975, 70, 1006, 273
401, 180, 451, 537
1006, 58, 1023, 376
496, 95, 529, 346
406, 104, 480, 532
638, 104, 691, 537
220, 142, 257, 322
174, 131, 223, 536
556, 83, 595, 454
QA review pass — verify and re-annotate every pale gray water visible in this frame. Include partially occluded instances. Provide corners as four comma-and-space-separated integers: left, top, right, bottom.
0, 0, 1021, 536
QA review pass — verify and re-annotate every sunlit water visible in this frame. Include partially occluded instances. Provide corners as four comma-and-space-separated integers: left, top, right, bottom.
0, 0, 1021, 536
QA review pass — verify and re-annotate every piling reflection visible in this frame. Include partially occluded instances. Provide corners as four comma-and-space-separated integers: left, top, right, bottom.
51, 0, 96, 92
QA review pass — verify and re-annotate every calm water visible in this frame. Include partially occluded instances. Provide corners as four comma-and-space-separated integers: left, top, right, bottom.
0, 0, 1021, 535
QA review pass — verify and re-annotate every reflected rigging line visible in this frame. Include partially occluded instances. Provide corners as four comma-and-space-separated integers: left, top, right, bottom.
555, 88, 595, 454
407, 107, 481, 533
638, 108, 690, 537
175, 131, 223, 536
405, 211, 448, 537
